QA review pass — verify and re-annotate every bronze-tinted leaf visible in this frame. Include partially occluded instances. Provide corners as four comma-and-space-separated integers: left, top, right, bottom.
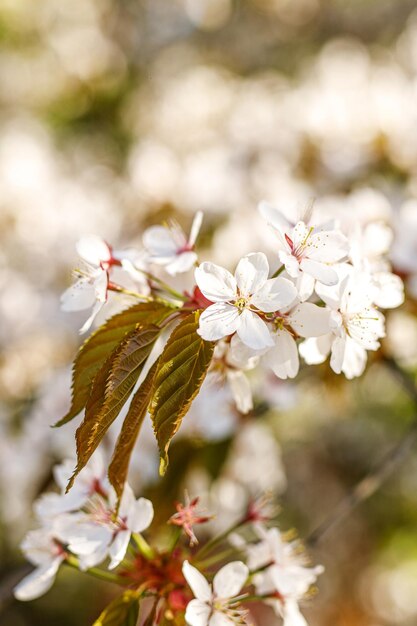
93, 590, 140, 626
68, 324, 161, 490
55, 301, 174, 427
149, 310, 214, 475
108, 359, 159, 503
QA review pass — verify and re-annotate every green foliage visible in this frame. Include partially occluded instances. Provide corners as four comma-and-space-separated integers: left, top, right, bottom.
149, 311, 215, 475
56, 301, 173, 427
68, 324, 162, 490
92, 591, 140, 626
108, 359, 159, 503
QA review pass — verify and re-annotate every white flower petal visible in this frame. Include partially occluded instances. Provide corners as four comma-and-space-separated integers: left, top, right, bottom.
299, 258, 338, 285
279, 252, 301, 278
185, 599, 211, 626
143, 225, 178, 258
14, 556, 63, 601
258, 201, 293, 233
299, 335, 332, 365
373, 272, 404, 309
209, 611, 236, 626
195, 263, 237, 302
251, 277, 298, 313
227, 370, 253, 414
213, 561, 248, 599
341, 336, 368, 379
306, 230, 349, 263
189, 211, 204, 247
237, 310, 274, 350
330, 335, 345, 374
127, 497, 154, 533
108, 530, 131, 569
79, 300, 105, 335
282, 600, 308, 626
234, 253, 269, 295
264, 330, 299, 379
76, 236, 111, 266
198, 303, 240, 342
166, 251, 198, 275
60, 280, 97, 312
183, 561, 212, 602
288, 303, 331, 338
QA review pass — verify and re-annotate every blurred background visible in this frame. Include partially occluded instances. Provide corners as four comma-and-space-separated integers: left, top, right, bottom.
1, 0, 417, 624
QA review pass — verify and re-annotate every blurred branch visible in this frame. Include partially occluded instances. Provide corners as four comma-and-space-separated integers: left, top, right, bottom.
307, 357, 417, 548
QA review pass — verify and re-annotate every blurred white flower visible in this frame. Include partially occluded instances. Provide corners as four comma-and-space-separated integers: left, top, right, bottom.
14, 525, 66, 601
143, 211, 203, 275
60, 263, 108, 334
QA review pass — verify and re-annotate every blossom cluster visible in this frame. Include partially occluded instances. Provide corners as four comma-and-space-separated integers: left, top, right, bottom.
15, 454, 322, 626
62, 201, 404, 413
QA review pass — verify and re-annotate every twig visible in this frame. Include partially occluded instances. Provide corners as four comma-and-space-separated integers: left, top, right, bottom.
306, 358, 417, 547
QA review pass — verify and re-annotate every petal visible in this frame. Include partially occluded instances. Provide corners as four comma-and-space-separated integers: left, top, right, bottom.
299, 335, 332, 365
236, 310, 274, 350
234, 253, 269, 296
264, 330, 299, 379
251, 277, 298, 313
292, 222, 311, 249
198, 303, 240, 342
76, 236, 111, 266
279, 252, 301, 278
108, 530, 131, 569
305, 230, 349, 263
185, 599, 211, 626
209, 612, 236, 626
79, 300, 105, 335
227, 370, 253, 414
189, 211, 204, 246
60, 280, 96, 312
341, 336, 368, 379
127, 497, 154, 533
330, 336, 346, 374
213, 561, 249, 599
182, 561, 212, 602
299, 258, 338, 285
288, 303, 331, 338
347, 309, 385, 350
282, 600, 308, 626
195, 263, 237, 302
258, 201, 293, 233
373, 272, 404, 309
166, 251, 198, 276
143, 225, 178, 257
14, 556, 63, 601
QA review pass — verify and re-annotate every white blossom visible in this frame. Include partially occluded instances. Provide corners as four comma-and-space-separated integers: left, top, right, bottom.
183, 560, 249, 626
259, 203, 349, 291
143, 211, 203, 275
14, 525, 66, 601
60, 485, 153, 570
300, 265, 385, 379
195, 253, 297, 350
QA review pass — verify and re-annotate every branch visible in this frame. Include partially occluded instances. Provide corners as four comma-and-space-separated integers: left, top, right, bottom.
307, 358, 417, 547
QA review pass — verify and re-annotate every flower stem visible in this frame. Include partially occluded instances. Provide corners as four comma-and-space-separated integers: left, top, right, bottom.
195, 521, 243, 560
132, 533, 156, 560
271, 265, 285, 278
65, 555, 128, 585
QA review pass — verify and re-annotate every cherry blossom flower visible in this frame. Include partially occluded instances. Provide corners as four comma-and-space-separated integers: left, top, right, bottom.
259, 203, 349, 291
263, 302, 331, 380
143, 211, 203, 275
195, 253, 298, 350
14, 525, 66, 601
61, 263, 108, 334
183, 560, 249, 626
35, 455, 109, 519
169, 494, 212, 546
300, 265, 385, 379
61, 485, 154, 570
212, 338, 259, 413
246, 525, 323, 626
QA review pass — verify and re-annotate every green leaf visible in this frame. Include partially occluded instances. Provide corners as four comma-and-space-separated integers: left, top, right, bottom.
108, 359, 159, 503
68, 324, 161, 490
93, 590, 140, 626
55, 301, 174, 427
149, 310, 214, 475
